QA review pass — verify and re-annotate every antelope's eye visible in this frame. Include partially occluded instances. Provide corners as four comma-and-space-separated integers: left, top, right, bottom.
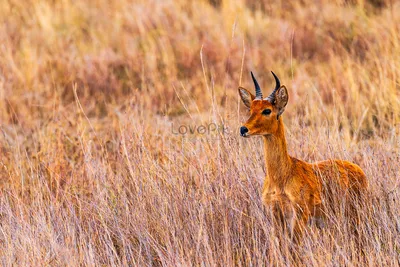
262, 109, 272, 115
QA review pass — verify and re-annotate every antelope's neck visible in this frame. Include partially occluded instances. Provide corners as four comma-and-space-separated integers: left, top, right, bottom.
262, 120, 292, 187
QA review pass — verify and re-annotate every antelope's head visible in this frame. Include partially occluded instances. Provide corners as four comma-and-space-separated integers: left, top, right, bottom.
239, 71, 288, 137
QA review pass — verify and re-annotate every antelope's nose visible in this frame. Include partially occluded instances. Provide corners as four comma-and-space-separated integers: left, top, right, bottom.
240, 126, 248, 136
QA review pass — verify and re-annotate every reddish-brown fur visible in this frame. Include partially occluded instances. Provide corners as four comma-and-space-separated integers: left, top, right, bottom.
239, 76, 368, 241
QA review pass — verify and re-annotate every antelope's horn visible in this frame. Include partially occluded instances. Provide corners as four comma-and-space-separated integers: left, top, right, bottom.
266, 71, 281, 103
251, 71, 263, 99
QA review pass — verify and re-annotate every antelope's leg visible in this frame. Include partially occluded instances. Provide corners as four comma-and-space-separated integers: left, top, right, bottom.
312, 203, 325, 229
283, 204, 296, 239
272, 203, 285, 229
272, 200, 295, 237
276, 200, 297, 239
292, 206, 311, 243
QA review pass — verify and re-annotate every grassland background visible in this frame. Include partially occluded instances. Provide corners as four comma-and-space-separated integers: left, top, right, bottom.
0, 0, 399, 266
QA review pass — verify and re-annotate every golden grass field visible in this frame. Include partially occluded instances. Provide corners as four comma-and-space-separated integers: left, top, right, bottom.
0, 0, 399, 265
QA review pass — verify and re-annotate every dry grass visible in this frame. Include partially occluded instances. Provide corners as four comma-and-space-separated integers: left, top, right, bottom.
0, 0, 399, 266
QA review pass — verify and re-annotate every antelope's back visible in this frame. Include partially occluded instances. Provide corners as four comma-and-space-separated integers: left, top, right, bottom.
312, 159, 368, 193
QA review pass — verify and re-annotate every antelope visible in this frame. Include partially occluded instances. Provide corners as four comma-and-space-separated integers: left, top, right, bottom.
238, 71, 368, 241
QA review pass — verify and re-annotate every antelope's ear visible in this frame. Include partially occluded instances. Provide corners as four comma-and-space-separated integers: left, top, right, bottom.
275, 86, 288, 119
238, 87, 255, 109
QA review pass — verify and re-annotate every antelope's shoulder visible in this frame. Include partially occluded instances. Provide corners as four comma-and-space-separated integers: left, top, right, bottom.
284, 158, 322, 202
289, 157, 320, 186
